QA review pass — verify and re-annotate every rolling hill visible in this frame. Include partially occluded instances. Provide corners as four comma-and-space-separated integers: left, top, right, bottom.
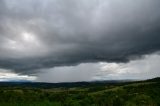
0, 77, 159, 106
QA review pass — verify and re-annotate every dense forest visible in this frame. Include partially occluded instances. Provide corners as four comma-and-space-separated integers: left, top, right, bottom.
0, 78, 159, 106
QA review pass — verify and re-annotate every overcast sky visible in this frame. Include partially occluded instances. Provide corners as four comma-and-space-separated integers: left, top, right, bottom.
0, 0, 160, 82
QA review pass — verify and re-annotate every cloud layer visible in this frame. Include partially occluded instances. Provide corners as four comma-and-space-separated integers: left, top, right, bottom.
0, 0, 160, 74
36, 53, 160, 82
0, 69, 36, 82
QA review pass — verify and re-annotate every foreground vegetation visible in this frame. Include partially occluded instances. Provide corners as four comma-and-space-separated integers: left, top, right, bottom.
0, 78, 160, 106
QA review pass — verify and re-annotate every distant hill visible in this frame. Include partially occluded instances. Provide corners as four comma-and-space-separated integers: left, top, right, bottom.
0, 79, 134, 88
0, 77, 159, 106
0, 77, 158, 88
146, 77, 160, 82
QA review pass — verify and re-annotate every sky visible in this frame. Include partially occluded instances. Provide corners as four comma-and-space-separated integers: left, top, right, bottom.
0, 0, 160, 82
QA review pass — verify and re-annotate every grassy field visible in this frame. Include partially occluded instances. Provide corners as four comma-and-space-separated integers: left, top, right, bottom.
0, 78, 159, 106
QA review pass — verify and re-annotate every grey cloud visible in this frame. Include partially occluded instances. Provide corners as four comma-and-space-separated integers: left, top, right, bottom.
94, 53, 160, 80
0, 0, 160, 74
36, 54, 160, 82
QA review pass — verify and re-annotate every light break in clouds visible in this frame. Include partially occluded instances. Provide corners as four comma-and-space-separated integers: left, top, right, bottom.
36, 53, 160, 82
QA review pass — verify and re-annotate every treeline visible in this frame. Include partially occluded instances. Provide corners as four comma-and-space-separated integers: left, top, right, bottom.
0, 78, 159, 106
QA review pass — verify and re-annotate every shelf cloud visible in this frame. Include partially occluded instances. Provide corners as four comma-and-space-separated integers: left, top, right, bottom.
0, 0, 160, 78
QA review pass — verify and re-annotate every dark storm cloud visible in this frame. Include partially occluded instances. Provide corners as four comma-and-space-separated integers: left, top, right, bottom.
0, 0, 160, 74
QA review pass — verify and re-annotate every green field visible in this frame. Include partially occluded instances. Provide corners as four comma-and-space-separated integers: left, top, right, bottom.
0, 78, 160, 106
